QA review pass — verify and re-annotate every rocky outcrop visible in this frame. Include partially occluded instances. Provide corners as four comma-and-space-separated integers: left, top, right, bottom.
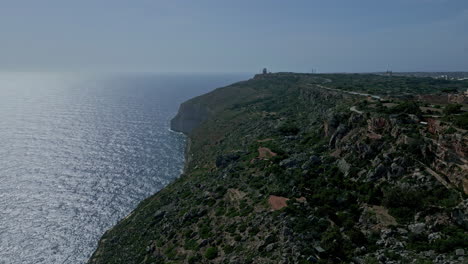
428, 133, 468, 194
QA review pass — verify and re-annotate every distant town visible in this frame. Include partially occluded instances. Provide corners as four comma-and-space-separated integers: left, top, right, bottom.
377, 71, 468, 80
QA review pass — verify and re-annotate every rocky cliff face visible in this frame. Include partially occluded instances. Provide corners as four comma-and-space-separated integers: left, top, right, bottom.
170, 100, 212, 134
89, 73, 467, 264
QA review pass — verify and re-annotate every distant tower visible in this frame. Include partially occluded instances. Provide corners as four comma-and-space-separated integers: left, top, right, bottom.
385, 65, 392, 77
262, 68, 268, 75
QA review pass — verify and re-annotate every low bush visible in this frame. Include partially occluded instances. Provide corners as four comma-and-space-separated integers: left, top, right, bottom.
278, 122, 300, 135
383, 187, 423, 223
388, 101, 422, 116
452, 112, 468, 129
444, 104, 462, 115
188, 254, 202, 264
184, 239, 198, 250
204, 247, 218, 260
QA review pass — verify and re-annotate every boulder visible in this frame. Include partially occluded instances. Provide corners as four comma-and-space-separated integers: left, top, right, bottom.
280, 153, 308, 169
408, 223, 426, 234
389, 163, 405, 177
367, 164, 387, 181
265, 243, 275, 252
329, 124, 348, 148
337, 158, 351, 176
153, 210, 166, 221
428, 232, 442, 242
314, 245, 325, 253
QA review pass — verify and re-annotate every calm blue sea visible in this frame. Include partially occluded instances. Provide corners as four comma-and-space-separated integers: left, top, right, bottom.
0, 72, 249, 264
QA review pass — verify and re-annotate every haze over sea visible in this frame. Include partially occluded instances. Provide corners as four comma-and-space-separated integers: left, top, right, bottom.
0, 72, 249, 264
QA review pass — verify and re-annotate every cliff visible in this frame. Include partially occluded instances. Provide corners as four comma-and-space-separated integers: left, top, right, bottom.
89, 73, 467, 264
171, 77, 270, 134
170, 100, 211, 134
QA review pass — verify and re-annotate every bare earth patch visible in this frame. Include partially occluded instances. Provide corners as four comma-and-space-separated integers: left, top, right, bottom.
360, 205, 397, 232
367, 132, 382, 140
267, 196, 307, 210
371, 205, 397, 227
257, 147, 277, 159
330, 149, 342, 157
268, 195, 289, 210
383, 103, 398, 108
257, 138, 274, 142
420, 106, 443, 113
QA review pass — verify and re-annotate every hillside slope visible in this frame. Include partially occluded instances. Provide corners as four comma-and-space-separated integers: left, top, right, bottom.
89, 73, 467, 264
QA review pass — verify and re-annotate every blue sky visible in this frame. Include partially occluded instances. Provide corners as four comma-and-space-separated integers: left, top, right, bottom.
1, 0, 467, 73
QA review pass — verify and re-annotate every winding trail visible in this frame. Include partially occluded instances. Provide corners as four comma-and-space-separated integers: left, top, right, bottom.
307, 81, 382, 115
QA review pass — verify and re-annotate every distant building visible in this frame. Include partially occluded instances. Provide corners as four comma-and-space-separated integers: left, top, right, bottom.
262, 68, 268, 74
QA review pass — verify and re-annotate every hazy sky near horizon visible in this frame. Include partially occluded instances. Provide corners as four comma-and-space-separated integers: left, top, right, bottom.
1, 0, 467, 73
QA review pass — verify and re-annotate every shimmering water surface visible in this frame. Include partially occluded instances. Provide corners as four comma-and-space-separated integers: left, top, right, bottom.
0, 72, 248, 264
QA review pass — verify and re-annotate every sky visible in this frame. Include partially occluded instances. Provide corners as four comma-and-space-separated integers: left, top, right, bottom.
0, 0, 467, 73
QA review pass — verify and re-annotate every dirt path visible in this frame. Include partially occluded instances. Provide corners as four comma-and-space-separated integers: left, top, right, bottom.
350, 106, 363, 114
312, 83, 382, 100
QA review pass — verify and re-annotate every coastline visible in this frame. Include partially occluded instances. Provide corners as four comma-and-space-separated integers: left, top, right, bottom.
89, 73, 467, 264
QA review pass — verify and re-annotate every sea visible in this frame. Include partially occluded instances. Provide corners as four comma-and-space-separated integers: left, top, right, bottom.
0, 72, 249, 264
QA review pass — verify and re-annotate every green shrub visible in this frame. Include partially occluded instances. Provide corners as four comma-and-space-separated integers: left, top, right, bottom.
414, 259, 433, 264
222, 244, 235, 254
364, 256, 379, 264
238, 223, 247, 233
204, 198, 216, 207
346, 228, 368, 246
199, 225, 212, 239
225, 224, 237, 234
407, 232, 430, 251
215, 207, 225, 216
384, 250, 403, 261
444, 104, 462, 115
240, 205, 253, 216
278, 122, 300, 135
432, 226, 468, 253
204, 247, 218, 260
248, 226, 260, 235
164, 245, 177, 259
188, 255, 202, 264
441, 88, 458, 93
383, 187, 423, 223
445, 126, 457, 134
388, 101, 422, 115
184, 239, 199, 250
226, 207, 240, 217
321, 227, 346, 259
452, 112, 468, 129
